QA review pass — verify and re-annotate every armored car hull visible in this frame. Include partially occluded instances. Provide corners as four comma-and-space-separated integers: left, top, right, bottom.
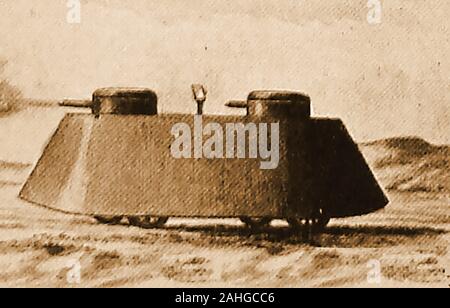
20, 88, 388, 233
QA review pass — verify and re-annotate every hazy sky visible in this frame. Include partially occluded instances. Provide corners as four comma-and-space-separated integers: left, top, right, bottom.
0, 0, 449, 143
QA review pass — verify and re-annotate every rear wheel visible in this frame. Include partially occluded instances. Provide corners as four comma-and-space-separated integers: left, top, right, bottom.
128, 216, 169, 229
287, 209, 330, 233
94, 216, 123, 225
240, 217, 272, 230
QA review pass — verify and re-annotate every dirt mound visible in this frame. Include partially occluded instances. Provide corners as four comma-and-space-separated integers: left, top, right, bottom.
360, 137, 449, 194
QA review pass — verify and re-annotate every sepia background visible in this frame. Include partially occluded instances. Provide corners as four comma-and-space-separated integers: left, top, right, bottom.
0, 0, 449, 143
0, 0, 448, 287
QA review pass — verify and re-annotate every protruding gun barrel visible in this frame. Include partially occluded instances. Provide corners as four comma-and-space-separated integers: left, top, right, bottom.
59, 100, 93, 108
226, 100, 249, 115
225, 101, 247, 109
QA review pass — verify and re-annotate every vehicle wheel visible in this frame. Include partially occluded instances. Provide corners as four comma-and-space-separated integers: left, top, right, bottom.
287, 209, 330, 233
313, 209, 331, 232
94, 215, 123, 225
240, 217, 272, 229
128, 216, 169, 229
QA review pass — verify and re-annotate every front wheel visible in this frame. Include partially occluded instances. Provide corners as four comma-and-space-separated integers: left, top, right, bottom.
127, 216, 169, 229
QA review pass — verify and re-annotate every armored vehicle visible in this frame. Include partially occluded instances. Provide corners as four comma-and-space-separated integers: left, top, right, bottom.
20, 87, 388, 234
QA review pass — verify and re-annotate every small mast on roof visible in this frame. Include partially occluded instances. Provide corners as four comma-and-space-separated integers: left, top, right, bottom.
191, 84, 207, 115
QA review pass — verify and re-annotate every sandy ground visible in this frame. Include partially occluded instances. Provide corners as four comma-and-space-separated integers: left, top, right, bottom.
0, 107, 448, 288
0, 182, 448, 288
